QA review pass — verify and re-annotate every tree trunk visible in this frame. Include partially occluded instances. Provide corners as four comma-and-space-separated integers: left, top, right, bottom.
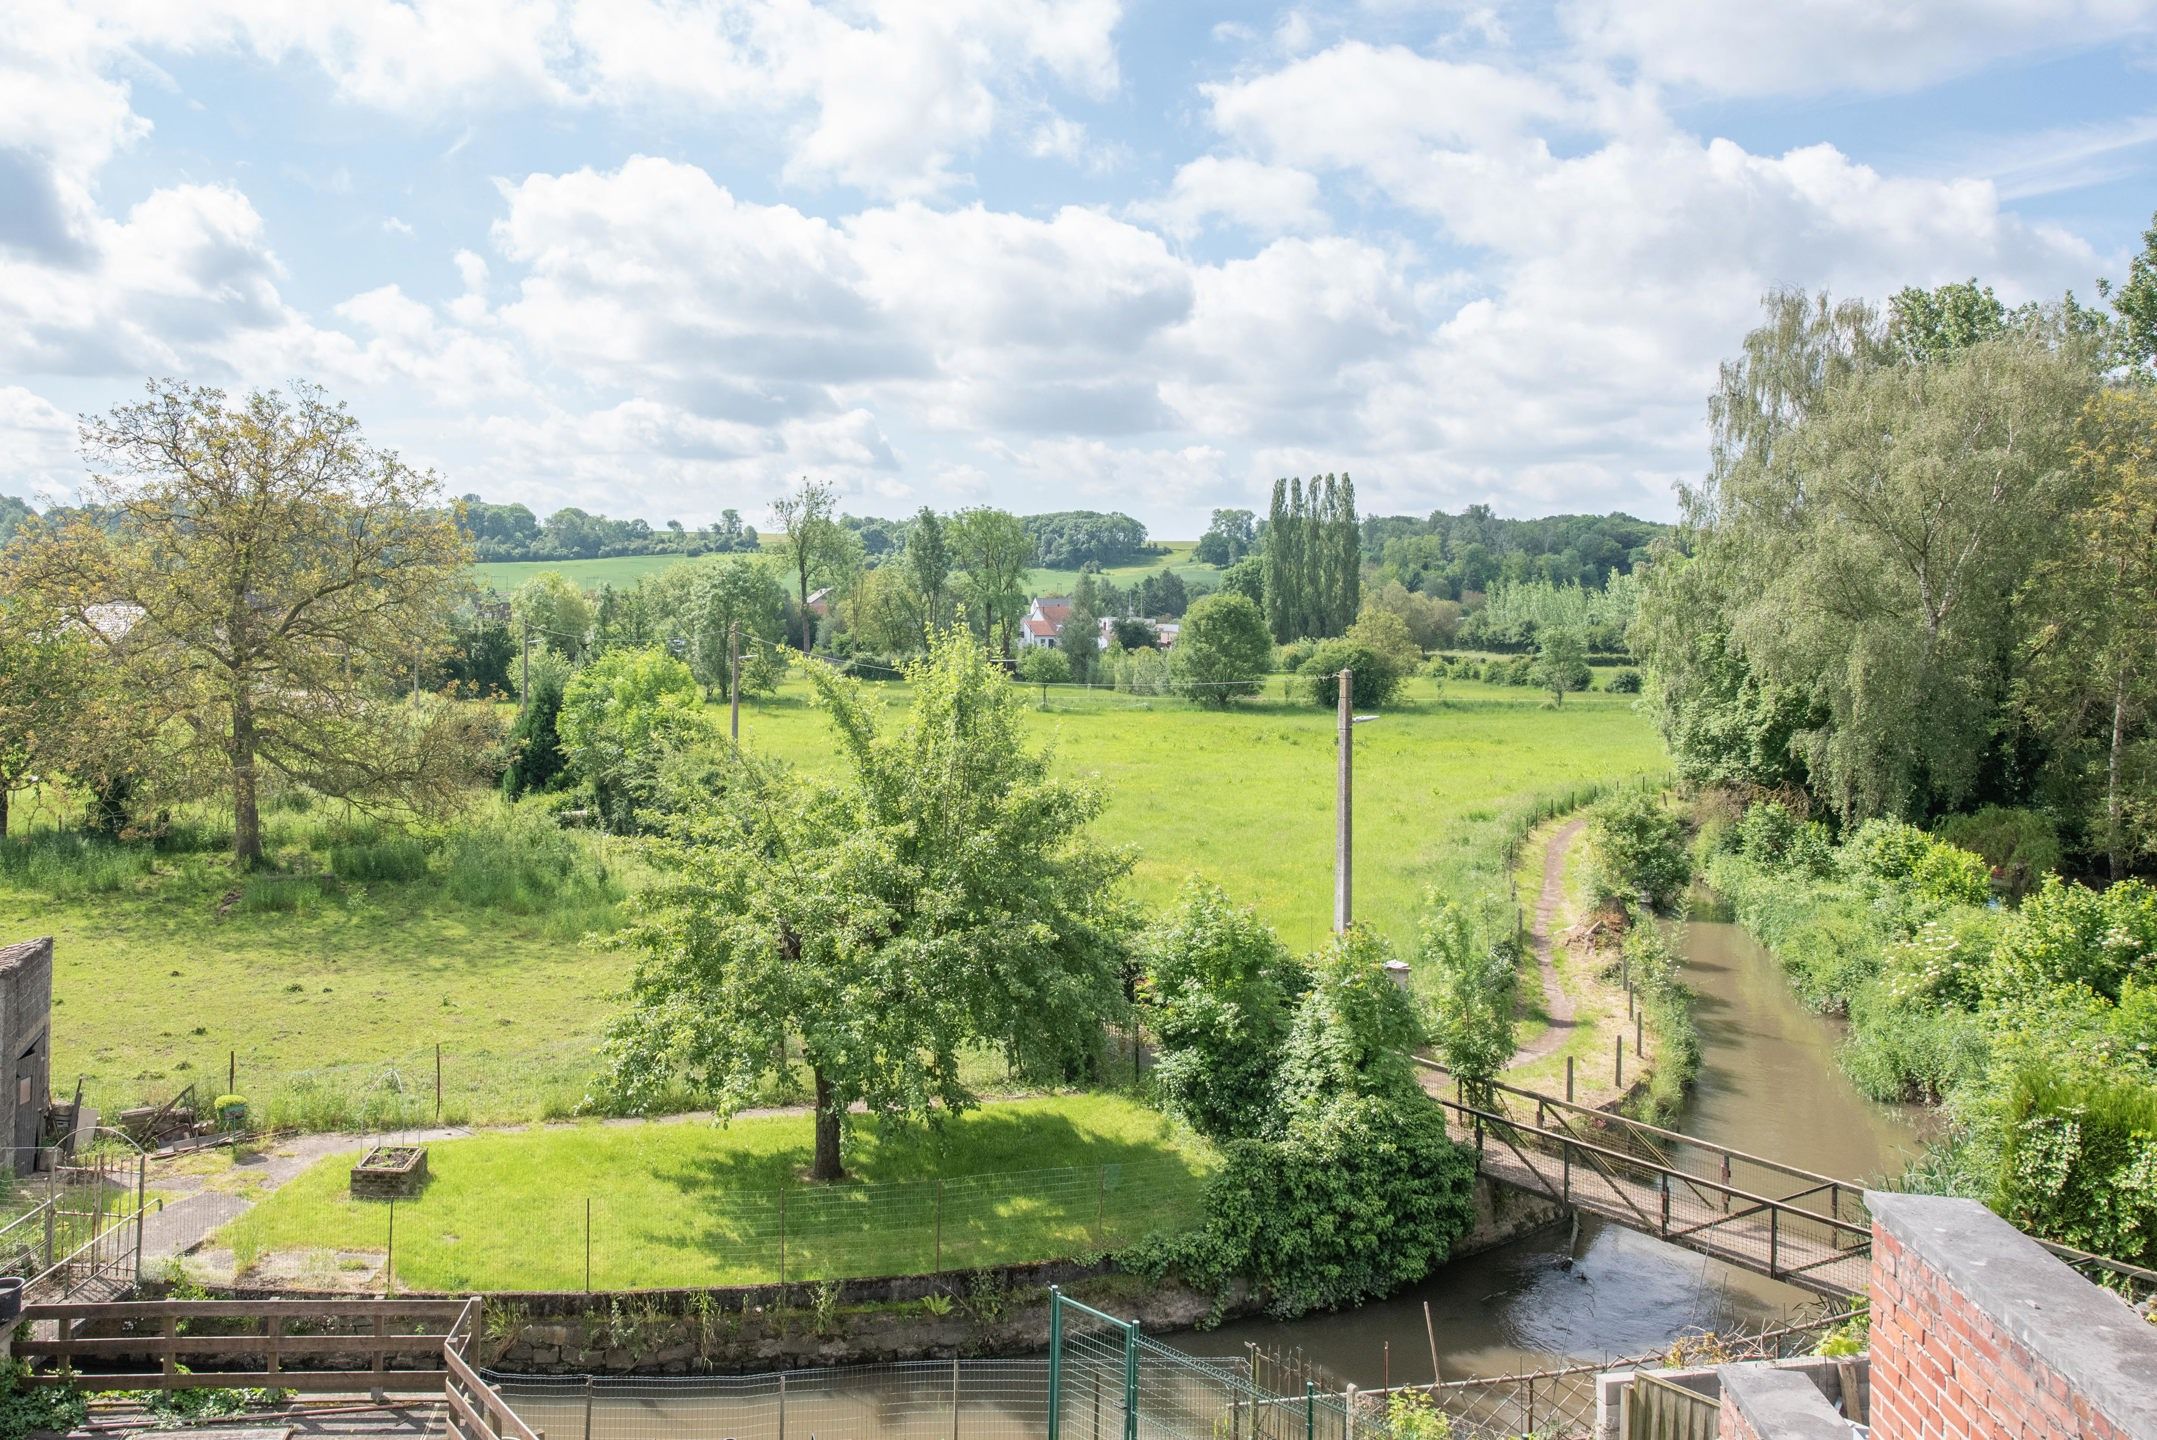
811, 1067, 845, 1182
0, 786, 9, 839
232, 692, 263, 867
2108, 674, 2127, 882
801, 586, 814, 655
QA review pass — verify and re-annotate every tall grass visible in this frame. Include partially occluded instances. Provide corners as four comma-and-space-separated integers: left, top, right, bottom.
0, 832, 155, 897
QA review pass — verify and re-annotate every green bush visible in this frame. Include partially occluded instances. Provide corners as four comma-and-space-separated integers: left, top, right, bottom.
1841, 982, 1985, 1103
1132, 1093, 1477, 1318
1934, 806, 2060, 901
1994, 1069, 2157, 1267
1296, 639, 1404, 708
1586, 790, 1690, 909
1984, 876, 2157, 1004
1139, 882, 1306, 1143
1844, 819, 1990, 908
1606, 668, 1644, 693
0, 1360, 87, 1440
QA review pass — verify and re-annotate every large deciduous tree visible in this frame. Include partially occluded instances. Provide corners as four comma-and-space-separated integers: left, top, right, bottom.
1170, 592, 1272, 707
12, 381, 483, 864
0, 591, 96, 837
771, 477, 850, 654
605, 627, 1132, 1180
947, 507, 1034, 657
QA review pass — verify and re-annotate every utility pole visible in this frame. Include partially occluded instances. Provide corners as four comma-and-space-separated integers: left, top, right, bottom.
519, 614, 531, 712
729, 621, 742, 742
1336, 667, 1353, 933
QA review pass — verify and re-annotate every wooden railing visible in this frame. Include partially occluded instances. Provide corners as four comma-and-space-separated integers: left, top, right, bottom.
15, 1297, 465, 1393
444, 1297, 545, 1439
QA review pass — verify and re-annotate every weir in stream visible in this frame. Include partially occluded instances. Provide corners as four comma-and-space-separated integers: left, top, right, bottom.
1172, 914, 1926, 1387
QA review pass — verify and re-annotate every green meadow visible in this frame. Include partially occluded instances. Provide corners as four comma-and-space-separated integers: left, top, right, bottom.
470, 541, 1216, 598
7, 674, 1662, 1126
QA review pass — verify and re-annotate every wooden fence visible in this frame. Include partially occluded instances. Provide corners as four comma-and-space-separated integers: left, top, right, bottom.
14, 1297, 465, 1392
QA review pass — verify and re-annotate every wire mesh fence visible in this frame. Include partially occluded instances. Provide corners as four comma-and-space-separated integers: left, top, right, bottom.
225, 1159, 1210, 1292
496, 1359, 1056, 1440
1050, 1291, 1399, 1440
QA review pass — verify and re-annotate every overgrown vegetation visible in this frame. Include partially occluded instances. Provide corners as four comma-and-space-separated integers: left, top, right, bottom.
1134, 901, 1479, 1317
1705, 799, 2157, 1265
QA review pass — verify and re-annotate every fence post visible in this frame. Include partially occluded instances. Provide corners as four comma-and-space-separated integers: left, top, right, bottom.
1096, 1167, 1107, 1245
385, 1199, 395, 1297
1635, 1012, 1644, 1059
1721, 1154, 1732, 1215
1614, 1035, 1623, 1088
1659, 1171, 1670, 1236
133, 1154, 147, 1284
1047, 1288, 1063, 1440
953, 1354, 962, 1440
584, 1196, 592, 1293
584, 1375, 595, 1440
435, 1043, 443, 1123
934, 1180, 944, 1273
1565, 1056, 1574, 1104
779, 1371, 787, 1440
1769, 1206, 1779, 1278
1122, 1318, 1140, 1440
1305, 1382, 1316, 1440
778, 1187, 788, 1288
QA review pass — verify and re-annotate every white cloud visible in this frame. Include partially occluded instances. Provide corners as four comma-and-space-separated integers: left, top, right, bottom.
1134, 156, 1328, 239
0, 387, 84, 502
1562, 0, 2157, 97
383, 216, 415, 237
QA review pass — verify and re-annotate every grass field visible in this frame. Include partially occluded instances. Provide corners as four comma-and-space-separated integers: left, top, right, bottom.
6, 673, 1663, 1127
220, 1095, 1213, 1290
470, 541, 1217, 598
739, 673, 1666, 955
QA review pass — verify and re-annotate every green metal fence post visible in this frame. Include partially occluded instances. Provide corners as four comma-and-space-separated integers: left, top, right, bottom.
1305, 1381, 1316, 1440
1047, 1288, 1063, 1440
1122, 1318, 1140, 1440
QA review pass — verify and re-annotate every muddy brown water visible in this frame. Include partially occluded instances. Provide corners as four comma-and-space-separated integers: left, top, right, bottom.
1171, 917, 1927, 1386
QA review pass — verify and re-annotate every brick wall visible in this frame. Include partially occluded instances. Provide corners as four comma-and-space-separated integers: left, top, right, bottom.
1866, 1192, 2157, 1440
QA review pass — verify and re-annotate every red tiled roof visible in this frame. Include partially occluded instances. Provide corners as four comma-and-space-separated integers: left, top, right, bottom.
1023, 617, 1058, 637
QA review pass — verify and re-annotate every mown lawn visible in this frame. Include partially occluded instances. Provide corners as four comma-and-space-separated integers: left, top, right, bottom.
221, 1095, 1213, 1291
6, 673, 1663, 1126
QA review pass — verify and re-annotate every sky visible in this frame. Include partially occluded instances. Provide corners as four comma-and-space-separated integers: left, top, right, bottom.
3, 2, 2156, 537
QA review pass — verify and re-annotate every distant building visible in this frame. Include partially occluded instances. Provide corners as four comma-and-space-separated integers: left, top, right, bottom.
1017, 596, 1072, 650
805, 587, 834, 618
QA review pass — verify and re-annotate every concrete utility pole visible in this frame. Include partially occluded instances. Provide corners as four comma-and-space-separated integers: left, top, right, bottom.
729, 621, 742, 742
1336, 667, 1353, 933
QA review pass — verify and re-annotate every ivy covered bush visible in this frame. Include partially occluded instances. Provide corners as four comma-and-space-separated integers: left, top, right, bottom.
1136, 913, 1478, 1316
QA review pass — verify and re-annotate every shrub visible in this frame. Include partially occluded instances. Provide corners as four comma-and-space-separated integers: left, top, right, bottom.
1297, 639, 1403, 709
1418, 901, 1514, 1099
1587, 790, 1690, 909
1844, 820, 1989, 908
1140, 882, 1306, 1143
1993, 1069, 2157, 1267
1135, 1093, 1477, 1317
502, 648, 572, 800
1607, 668, 1644, 693
1934, 806, 2061, 902
1169, 593, 1271, 707
1984, 876, 2157, 1004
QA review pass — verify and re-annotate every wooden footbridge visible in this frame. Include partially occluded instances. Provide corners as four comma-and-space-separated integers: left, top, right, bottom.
1414, 1060, 2157, 1301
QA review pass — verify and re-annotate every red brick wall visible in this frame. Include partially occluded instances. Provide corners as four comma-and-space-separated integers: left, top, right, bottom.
1869, 1224, 2132, 1440
1719, 1390, 1761, 1440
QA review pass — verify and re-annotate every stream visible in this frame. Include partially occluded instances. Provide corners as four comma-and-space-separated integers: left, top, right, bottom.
1170, 916, 1929, 1386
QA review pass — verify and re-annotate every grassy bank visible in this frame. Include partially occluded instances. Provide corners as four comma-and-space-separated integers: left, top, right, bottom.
219, 1095, 1214, 1291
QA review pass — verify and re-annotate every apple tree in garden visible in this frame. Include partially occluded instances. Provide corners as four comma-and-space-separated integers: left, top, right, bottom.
604, 627, 1132, 1180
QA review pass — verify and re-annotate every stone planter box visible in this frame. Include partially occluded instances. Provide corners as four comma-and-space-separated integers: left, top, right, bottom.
350, 1145, 428, 1199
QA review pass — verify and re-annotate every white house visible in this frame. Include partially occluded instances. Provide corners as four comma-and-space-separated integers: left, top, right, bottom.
1017, 596, 1072, 650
